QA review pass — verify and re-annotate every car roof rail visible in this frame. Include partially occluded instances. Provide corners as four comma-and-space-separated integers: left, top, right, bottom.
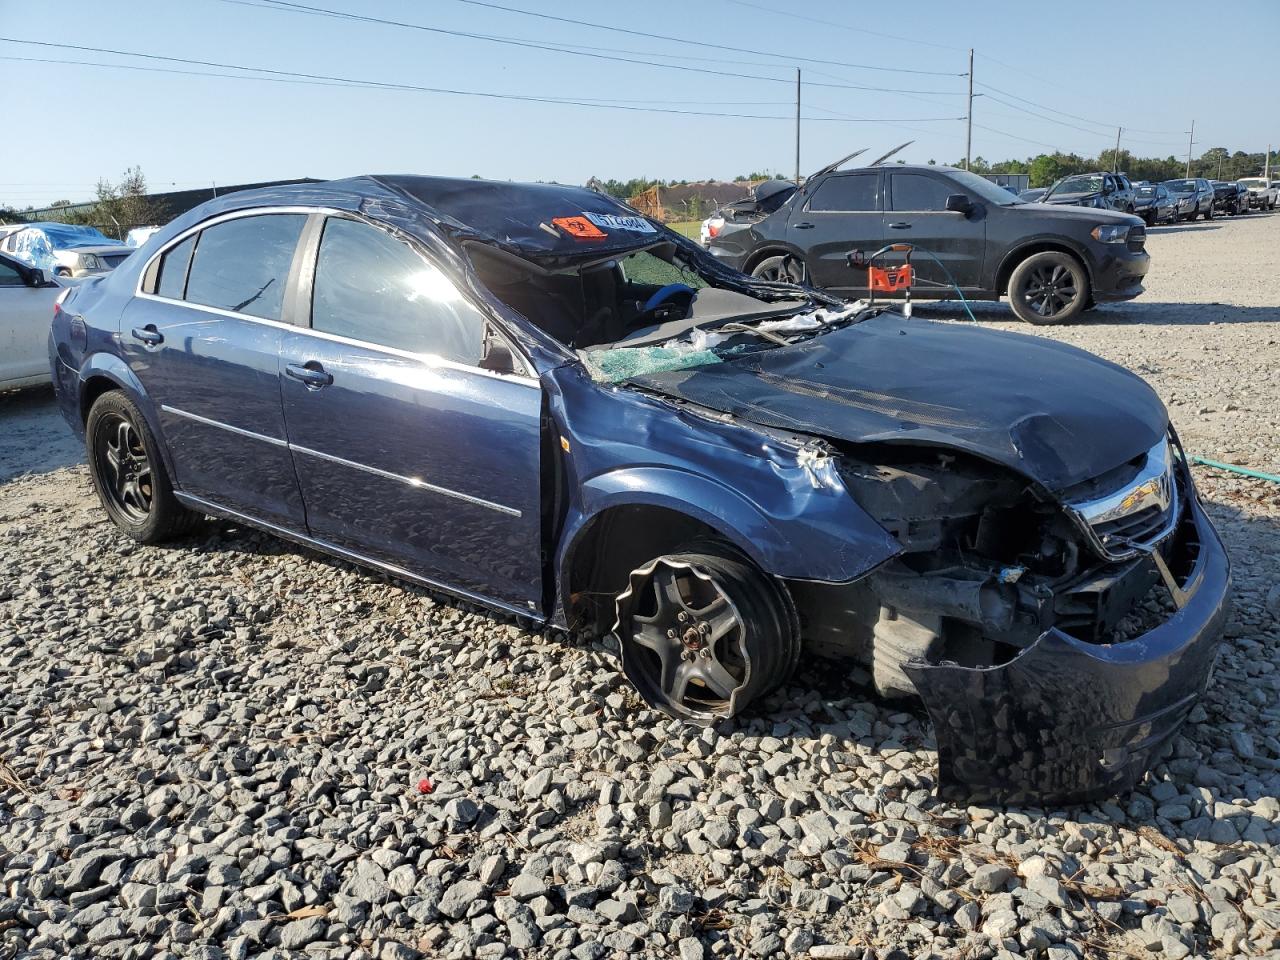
865, 141, 915, 166
803, 148, 868, 183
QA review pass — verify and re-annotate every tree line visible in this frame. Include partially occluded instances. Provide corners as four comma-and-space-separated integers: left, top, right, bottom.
0, 167, 161, 240
959, 147, 1277, 188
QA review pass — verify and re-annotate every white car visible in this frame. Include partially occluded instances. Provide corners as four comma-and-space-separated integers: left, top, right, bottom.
1237, 177, 1278, 210
1, 252, 65, 390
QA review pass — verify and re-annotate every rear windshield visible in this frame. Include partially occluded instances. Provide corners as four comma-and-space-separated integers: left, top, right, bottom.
1163, 180, 1197, 192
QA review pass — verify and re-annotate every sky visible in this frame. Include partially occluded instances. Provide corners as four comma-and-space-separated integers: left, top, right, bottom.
2, 0, 1277, 209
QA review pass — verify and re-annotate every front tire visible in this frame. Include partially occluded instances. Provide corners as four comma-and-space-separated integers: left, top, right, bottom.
1007, 251, 1090, 325
86, 391, 202, 543
1203, 205, 1214, 220
613, 548, 798, 724
750, 254, 805, 284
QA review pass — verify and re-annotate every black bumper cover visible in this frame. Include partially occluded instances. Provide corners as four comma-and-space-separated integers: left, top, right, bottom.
905, 486, 1230, 806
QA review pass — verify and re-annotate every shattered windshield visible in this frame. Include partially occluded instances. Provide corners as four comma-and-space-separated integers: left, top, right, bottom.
1048, 175, 1103, 196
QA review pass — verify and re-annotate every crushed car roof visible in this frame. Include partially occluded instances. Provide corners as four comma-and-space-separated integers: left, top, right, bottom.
175, 175, 667, 262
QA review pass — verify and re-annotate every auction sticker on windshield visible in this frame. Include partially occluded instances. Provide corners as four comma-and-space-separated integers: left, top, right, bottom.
585, 212, 657, 233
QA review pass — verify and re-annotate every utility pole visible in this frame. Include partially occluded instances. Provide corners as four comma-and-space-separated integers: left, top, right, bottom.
1265, 144, 1271, 181
1185, 120, 1195, 178
1216, 154, 1224, 180
1111, 126, 1122, 173
964, 48, 974, 171
795, 68, 801, 185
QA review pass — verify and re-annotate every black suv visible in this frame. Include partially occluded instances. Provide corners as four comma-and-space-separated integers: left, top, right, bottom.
707, 162, 1149, 325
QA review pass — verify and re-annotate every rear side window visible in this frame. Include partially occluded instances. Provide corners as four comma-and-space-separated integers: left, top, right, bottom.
808, 174, 879, 212
184, 214, 306, 321
310, 217, 485, 365
156, 234, 196, 300
890, 174, 953, 211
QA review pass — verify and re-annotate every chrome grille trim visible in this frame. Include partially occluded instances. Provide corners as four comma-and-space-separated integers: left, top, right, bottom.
1067, 439, 1179, 560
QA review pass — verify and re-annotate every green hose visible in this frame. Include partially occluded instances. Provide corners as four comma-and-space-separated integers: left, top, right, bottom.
1190, 455, 1280, 484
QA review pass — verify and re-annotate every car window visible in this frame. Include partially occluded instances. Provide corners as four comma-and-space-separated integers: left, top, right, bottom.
0, 259, 23, 287
808, 174, 879, 212
155, 234, 196, 300
184, 214, 306, 321
889, 174, 953, 211
311, 217, 485, 365
618, 250, 707, 289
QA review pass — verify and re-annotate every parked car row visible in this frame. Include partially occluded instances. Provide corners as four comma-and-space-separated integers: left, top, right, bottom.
1022, 174, 1279, 223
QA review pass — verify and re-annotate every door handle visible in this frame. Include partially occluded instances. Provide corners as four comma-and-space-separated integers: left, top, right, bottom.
888, 222, 913, 230
286, 361, 333, 389
131, 324, 163, 346
792, 222, 815, 229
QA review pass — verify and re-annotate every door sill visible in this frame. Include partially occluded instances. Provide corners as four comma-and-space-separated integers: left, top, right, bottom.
174, 492, 545, 623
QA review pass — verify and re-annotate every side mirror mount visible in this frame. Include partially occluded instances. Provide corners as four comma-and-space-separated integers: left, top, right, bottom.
25, 267, 52, 288
479, 329, 517, 375
944, 194, 971, 214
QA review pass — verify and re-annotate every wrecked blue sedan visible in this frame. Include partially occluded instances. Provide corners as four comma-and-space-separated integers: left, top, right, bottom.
49, 176, 1229, 804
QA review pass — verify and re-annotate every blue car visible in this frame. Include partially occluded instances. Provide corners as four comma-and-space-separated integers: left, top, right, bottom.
49, 176, 1229, 803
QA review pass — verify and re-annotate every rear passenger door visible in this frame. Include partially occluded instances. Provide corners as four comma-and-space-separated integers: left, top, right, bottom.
787, 171, 883, 291
126, 211, 309, 528
885, 171, 986, 290
278, 215, 545, 614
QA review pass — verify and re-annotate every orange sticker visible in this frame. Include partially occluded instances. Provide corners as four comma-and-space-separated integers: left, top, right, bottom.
552, 216, 607, 240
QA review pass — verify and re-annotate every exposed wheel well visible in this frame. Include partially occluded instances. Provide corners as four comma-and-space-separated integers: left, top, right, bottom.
79, 376, 120, 424
743, 247, 801, 275
996, 243, 1091, 295
563, 504, 724, 633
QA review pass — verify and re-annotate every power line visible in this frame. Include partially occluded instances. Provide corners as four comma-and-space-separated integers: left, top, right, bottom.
719, 0, 966, 52
425, 0, 967, 75
975, 80, 1186, 138
0, 47, 964, 124
220, 0, 966, 96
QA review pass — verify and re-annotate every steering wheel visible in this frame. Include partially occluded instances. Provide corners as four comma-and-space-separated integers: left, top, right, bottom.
625, 283, 696, 329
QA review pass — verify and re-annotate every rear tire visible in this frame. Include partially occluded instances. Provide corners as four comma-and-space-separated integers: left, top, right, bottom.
751, 254, 805, 284
613, 546, 798, 725
86, 391, 203, 544
1007, 251, 1090, 325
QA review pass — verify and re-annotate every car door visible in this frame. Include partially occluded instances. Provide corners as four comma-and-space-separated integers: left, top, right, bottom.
787, 171, 883, 291
885, 171, 986, 290
0, 254, 58, 386
278, 214, 544, 614
124, 210, 309, 528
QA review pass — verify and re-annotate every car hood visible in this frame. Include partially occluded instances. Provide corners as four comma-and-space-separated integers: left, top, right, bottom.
1012, 202, 1138, 225
628, 312, 1167, 492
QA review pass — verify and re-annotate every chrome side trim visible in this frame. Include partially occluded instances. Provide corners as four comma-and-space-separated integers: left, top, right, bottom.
134, 207, 539, 387
160, 404, 521, 518
134, 205, 348, 297
288, 443, 522, 518
173, 492, 542, 620
160, 404, 288, 447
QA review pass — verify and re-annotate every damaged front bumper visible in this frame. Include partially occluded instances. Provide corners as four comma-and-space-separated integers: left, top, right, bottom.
904, 487, 1230, 806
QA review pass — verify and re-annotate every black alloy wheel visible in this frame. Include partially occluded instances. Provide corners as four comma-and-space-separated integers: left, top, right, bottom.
1007, 251, 1089, 325
94, 411, 154, 523
614, 549, 797, 724
86, 391, 202, 543
751, 254, 804, 284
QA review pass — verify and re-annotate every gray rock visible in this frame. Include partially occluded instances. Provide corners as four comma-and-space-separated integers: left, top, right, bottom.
439, 879, 485, 919
971, 863, 1013, 893
278, 916, 326, 950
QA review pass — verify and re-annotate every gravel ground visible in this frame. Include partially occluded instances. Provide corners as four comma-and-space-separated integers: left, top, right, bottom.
1, 211, 1278, 960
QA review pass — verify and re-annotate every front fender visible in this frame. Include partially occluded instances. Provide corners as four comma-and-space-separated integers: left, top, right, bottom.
559, 459, 901, 588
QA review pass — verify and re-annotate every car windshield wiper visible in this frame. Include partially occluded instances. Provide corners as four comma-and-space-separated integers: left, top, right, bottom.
717, 322, 794, 346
